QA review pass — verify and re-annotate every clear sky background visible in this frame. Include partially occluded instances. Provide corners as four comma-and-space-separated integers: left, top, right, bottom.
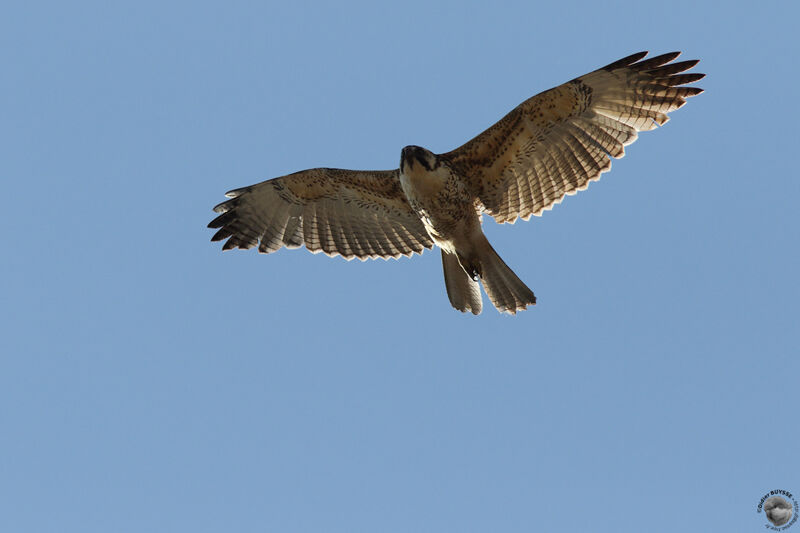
2, 1, 798, 532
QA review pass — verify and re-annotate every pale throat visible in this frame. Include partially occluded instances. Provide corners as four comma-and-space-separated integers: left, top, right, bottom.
399, 164, 448, 202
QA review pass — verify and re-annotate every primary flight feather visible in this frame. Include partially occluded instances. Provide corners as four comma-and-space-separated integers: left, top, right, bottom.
209, 51, 704, 315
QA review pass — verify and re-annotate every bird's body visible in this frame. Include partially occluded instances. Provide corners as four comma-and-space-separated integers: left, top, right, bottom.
209, 51, 704, 314
399, 146, 475, 254
398, 145, 535, 314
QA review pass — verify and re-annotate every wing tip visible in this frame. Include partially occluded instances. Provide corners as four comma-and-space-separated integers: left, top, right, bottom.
603, 51, 649, 71
628, 51, 684, 72
224, 186, 250, 198
604, 51, 705, 77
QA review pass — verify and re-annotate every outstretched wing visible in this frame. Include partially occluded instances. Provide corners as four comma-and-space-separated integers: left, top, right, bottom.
209, 168, 433, 260
443, 51, 705, 223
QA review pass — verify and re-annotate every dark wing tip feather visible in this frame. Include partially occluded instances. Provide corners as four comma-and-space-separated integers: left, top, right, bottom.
645, 59, 701, 77
211, 227, 235, 242
665, 73, 706, 86
602, 51, 648, 70
631, 51, 682, 71
224, 186, 250, 198
212, 197, 237, 214
604, 52, 704, 79
208, 210, 235, 230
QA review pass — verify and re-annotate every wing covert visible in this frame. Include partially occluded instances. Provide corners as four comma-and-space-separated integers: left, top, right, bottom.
443, 51, 705, 223
208, 168, 433, 260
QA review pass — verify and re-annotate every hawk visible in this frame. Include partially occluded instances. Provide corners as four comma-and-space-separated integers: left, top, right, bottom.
209, 51, 704, 315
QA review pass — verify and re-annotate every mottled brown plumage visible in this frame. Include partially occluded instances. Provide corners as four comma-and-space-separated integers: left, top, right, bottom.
209, 51, 704, 314
210, 168, 432, 259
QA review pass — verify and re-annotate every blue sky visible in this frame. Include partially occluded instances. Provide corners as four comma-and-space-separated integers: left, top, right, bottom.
2, 1, 798, 531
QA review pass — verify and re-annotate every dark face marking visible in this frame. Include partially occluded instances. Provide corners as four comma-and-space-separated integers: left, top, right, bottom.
401, 145, 435, 172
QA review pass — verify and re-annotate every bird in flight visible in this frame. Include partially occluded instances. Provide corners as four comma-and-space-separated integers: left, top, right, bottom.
209, 51, 704, 315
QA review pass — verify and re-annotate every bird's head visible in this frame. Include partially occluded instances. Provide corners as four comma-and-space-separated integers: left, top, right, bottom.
400, 145, 439, 174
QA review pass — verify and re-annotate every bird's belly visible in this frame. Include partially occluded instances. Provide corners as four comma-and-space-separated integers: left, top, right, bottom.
400, 171, 477, 251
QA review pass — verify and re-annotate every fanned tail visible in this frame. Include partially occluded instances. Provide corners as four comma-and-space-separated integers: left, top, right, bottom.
475, 236, 536, 314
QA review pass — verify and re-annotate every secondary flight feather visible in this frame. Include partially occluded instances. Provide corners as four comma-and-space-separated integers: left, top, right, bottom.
209, 51, 704, 314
